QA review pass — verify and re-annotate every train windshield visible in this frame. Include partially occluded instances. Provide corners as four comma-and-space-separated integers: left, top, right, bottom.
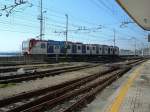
22, 41, 29, 49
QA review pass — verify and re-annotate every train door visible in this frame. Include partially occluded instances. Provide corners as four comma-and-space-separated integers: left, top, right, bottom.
113, 48, 115, 55
108, 47, 110, 55
47, 45, 54, 54
54, 45, 60, 54
77, 44, 82, 54
96, 45, 99, 54
98, 45, 103, 55
82, 45, 86, 54
102, 46, 104, 55
72, 44, 77, 54
110, 47, 113, 55
93, 46, 97, 54
86, 45, 90, 54
67, 44, 72, 54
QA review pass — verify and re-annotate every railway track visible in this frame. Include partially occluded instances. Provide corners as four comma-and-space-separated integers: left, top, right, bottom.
0, 56, 143, 73
0, 66, 120, 112
0, 59, 146, 112
0, 64, 99, 84
0, 64, 50, 73
58, 68, 129, 112
0, 63, 74, 73
0, 58, 143, 84
0, 59, 145, 84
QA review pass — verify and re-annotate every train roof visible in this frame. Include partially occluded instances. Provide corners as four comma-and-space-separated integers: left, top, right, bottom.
23, 39, 119, 48
29, 38, 47, 42
91, 44, 103, 46
102, 45, 109, 47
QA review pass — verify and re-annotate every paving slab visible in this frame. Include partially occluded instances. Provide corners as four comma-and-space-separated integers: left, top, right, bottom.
119, 60, 150, 112
82, 60, 150, 112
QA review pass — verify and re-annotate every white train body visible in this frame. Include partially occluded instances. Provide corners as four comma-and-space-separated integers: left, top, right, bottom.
22, 39, 119, 56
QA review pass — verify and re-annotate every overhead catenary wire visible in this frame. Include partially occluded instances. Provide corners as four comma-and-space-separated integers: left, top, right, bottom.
0, 0, 147, 52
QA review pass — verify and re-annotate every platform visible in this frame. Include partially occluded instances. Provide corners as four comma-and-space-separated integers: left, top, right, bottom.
83, 60, 150, 112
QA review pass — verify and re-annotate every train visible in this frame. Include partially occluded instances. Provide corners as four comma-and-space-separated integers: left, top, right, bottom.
22, 39, 119, 56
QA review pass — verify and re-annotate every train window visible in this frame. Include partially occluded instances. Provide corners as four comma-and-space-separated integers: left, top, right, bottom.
55, 45, 59, 49
87, 46, 89, 50
41, 43, 46, 49
99, 48, 101, 50
93, 47, 95, 50
78, 46, 81, 50
68, 45, 71, 49
22, 41, 29, 49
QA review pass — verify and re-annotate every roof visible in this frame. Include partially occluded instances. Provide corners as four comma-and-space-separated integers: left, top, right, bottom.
116, 0, 150, 30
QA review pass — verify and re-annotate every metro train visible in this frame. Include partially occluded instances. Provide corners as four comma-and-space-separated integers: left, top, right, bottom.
22, 39, 119, 56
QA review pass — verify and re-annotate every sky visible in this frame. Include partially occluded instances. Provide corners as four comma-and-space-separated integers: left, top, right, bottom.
0, 0, 149, 52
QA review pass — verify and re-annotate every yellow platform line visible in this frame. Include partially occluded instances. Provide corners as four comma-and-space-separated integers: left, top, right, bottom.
107, 62, 145, 112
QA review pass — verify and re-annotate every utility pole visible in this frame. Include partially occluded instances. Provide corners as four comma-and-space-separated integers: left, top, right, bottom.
65, 14, 68, 55
65, 14, 68, 48
141, 44, 143, 56
132, 37, 136, 56
113, 29, 116, 55
39, 0, 43, 40
135, 39, 136, 56
113, 29, 116, 47
141, 42, 144, 56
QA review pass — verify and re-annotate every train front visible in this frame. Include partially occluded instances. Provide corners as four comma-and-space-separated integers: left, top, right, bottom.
22, 39, 30, 55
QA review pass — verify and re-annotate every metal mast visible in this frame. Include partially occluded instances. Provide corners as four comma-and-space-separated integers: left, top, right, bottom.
132, 37, 137, 56
64, 14, 68, 57
113, 29, 116, 55
113, 29, 116, 47
134, 38, 136, 56
65, 14, 68, 48
39, 0, 43, 40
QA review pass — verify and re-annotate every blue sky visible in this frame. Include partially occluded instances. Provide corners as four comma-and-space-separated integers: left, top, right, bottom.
0, 0, 149, 52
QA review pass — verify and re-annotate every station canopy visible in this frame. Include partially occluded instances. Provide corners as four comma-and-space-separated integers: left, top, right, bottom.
117, 0, 150, 31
